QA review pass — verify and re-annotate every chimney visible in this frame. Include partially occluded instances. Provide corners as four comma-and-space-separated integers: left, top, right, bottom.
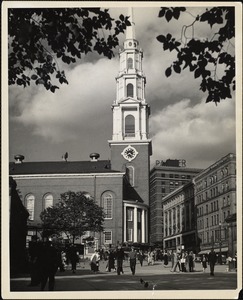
14, 154, 25, 164
90, 153, 100, 162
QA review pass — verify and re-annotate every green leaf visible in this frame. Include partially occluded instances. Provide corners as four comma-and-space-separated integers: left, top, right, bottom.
156, 35, 165, 43
158, 8, 166, 18
31, 74, 38, 80
194, 68, 201, 78
173, 63, 181, 73
165, 10, 173, 22
165, 66, 172, 77
173, 8, 180, 20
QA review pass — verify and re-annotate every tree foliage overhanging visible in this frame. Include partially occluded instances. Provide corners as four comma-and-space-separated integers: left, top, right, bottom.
157, 7, 235, 104
8, 8, 130, 92
40, 191, 105, 243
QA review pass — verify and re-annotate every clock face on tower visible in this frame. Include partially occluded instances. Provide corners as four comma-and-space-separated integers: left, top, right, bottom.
121, 145, 138, 161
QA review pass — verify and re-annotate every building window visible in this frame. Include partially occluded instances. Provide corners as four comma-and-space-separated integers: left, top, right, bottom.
128, 228, 133, 241
127, 166, 135, 186
127, 83, 134, 97
104, 231, 112, 244
127, 208, 133, 221
127, 57, 133, 69
43, 193, 53, 210
169, 174, 174, 178
103, 193, 113, 219
161, 173, 165, 177
25, 194, 35, 220
215, 186, 218, 195
125, 114, 135, 136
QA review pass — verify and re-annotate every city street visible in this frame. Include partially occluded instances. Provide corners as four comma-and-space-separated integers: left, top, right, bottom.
10, 260, 237, 292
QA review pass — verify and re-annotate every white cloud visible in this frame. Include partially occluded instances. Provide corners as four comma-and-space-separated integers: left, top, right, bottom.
150, 97, 236, 169
9, 6, 237, 165
12, 57, 117, 143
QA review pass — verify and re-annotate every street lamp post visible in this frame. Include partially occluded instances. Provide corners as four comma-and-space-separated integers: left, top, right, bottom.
218, 222, 222, 265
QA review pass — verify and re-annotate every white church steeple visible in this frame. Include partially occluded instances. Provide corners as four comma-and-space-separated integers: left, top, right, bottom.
110, 7, 150, 142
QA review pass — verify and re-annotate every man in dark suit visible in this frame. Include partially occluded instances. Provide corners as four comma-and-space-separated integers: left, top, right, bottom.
208, 248, 217, 276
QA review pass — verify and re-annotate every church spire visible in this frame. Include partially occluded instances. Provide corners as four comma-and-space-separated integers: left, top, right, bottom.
126, 7, 136, 40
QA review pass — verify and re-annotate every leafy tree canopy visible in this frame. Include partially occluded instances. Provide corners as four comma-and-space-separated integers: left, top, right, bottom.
40, 191, 105, 244
8, 8, 130, 92
157, 7, 235, 104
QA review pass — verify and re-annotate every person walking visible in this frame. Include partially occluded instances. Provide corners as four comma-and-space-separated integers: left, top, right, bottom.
171, 250, 175, 270
90, 250, 100, 273
163, 250, 169, 267
180, 252, 186, 272
38, 240, 58, 291
138, 250, 144, 267
171, 252, 181, 272
116, 245, 125, 275
201, 254, 208, 273
28, 235, 42, 286
147, 249, 154, 266
128, 247, 137, 275
106, 249, 116, 272
208, 248, 217, 276
68, 245, 79, 273
188, 251, 194, 272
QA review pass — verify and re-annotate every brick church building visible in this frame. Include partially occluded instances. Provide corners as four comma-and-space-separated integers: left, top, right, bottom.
9, 9, 152, 251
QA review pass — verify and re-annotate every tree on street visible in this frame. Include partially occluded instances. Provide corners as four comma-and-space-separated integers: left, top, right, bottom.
40, 191, 105, 244
8, 8, 130, 92
157, 7, 235, 104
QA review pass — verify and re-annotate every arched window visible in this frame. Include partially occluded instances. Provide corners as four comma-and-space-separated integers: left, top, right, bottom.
125, 114, 135, 136
127, 58, 133, 69
127, 83, 134, 97
44, 193, 53, 210
102, 192, 113, 219
25, 194, 35, 220
126, 166, 135, 186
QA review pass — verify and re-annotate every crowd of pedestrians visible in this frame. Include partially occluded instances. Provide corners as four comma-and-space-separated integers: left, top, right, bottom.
26, 236, 235, 291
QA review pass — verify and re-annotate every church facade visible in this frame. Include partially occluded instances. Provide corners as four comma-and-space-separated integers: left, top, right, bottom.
9, 11, 152, 250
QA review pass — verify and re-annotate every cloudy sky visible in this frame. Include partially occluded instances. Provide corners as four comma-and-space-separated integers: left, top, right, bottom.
8, 3, 238, 169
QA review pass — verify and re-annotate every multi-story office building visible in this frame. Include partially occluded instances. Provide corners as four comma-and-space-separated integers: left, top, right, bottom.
194, 153, 237, 257
163, 181, 196, 252
149, 159, 202, 245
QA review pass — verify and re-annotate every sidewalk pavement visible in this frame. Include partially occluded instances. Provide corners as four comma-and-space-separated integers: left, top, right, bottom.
9, 260, 238, 292
11, 259, 234, 280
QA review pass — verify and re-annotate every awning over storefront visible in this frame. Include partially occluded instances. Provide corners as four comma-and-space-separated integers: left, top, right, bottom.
214, 247, 228, 253
198, 247, 228, 255
198, 250, 209, 255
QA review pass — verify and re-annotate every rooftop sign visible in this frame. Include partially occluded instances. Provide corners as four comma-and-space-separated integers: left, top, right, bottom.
155, 159, 186, 167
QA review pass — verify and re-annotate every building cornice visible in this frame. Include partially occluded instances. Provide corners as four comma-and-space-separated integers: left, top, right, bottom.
12, 172, 125, 180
